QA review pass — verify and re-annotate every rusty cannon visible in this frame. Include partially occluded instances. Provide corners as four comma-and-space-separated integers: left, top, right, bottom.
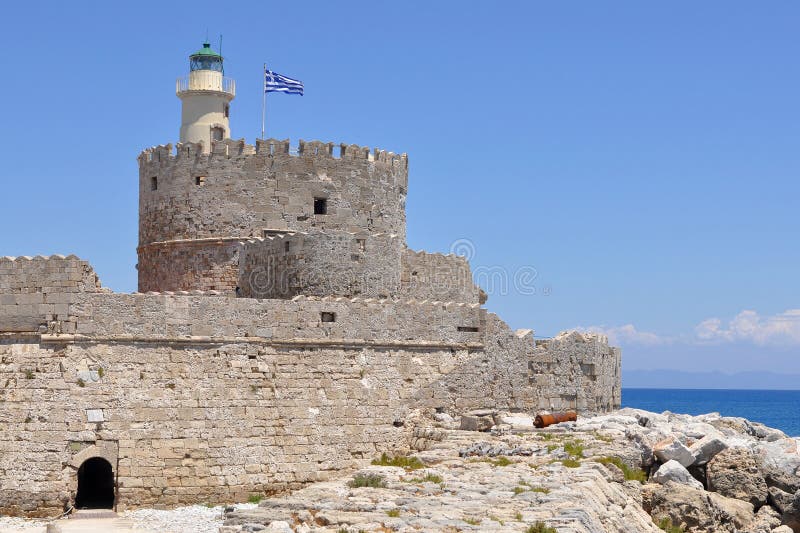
534, 411, 578, 428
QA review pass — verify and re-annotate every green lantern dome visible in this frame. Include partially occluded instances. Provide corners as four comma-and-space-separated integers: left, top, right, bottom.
189, 43, 223, 72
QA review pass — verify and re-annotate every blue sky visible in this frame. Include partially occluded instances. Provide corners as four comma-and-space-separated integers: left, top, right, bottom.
1, 2, 799, 376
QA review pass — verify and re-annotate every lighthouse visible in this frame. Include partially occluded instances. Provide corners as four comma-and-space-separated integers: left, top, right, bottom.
176, 42, 236, 150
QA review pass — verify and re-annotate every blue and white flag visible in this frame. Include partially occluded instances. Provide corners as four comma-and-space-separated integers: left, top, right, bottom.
265, 70, 304, 95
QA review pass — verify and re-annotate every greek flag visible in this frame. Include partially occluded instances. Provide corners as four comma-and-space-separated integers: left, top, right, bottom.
264, 70, 304, 95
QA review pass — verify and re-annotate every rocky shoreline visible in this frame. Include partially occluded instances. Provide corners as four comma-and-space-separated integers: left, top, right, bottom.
222, 408, 799, 533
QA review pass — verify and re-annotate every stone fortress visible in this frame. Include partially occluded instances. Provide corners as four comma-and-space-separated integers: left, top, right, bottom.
0, 42, 621, 517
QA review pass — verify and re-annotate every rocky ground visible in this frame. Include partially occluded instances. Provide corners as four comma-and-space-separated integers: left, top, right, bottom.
223, 408, 800, 533
3, 408, 798, 533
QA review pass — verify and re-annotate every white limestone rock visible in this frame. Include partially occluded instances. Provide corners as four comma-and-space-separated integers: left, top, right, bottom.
652, 459, 703, 489
690, 435, 729, 465
653, 436, 695, 467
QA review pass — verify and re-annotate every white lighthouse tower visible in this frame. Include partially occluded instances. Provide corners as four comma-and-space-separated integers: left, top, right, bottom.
176, 42, 236, 150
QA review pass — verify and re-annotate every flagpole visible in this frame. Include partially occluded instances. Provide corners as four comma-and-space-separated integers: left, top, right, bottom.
261, 63, 267, 139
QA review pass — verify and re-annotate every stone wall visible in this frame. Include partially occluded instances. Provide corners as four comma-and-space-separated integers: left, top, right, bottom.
238, 231, 402, 300
137, 239, 242, 293
0, 258, 620, 516
529, 331, 622, 412
400, 250, 482, 304
0, 255, 102, 334
137, 139, 408, 292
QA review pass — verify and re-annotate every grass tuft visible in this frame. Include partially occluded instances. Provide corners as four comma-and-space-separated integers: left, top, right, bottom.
563, 440, 584, 458
348, 473, 387, 488
595, 456, 647, 483
386, 509, 400, 517
247, 494, 262, 504
489, 456, 512, 467
463, 517, 481, 525
371, 453, 424, 470
526, 522, 557, 533
560, 458, 581, 468
76, 378, 85, 387
656, 517, 685, 532
408, 472, 443, 484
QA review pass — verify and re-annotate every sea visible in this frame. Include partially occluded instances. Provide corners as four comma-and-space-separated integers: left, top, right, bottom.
622, 388, 800, 437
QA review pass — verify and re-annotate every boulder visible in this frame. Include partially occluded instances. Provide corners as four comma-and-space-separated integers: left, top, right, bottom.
690, 436, 729, 466
459, 414, 493, 432
653, 436, 695, 467
643, 481, 755, 532
755, 439, 800, 494
707, 447, 768, 508
750, 503, 781, 532
772, 526, 794, 533
652, 460, 703, 489
768, 486, 800, 531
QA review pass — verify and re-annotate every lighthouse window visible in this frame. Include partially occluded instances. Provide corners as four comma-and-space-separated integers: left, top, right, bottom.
150, 177, 158, 191
223, 104, 230, 118
211, 127, 224, 141
314, 197, 327, 215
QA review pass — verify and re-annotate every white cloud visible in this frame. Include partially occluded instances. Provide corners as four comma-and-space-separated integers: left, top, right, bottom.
583, 309, 800, 348
694, 309, 800, 346
580, 324, 670, 346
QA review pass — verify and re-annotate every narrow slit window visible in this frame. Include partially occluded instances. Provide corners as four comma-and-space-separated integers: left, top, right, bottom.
314, 197, 327, 215
195, 176, 205, 186
284, 241, 290, 252
150, 176, 158, 191
457, 326, 479, 332
356, 238, 366, 251
321, 312, 336, 323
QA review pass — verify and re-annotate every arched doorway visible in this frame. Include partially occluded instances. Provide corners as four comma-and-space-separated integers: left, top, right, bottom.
74, 457, 115, 509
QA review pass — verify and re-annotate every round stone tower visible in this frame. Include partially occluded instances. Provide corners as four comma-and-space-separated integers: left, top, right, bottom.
176, 43, 235, 149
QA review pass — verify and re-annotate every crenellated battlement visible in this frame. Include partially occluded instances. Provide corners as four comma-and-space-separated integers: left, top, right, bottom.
138, 138, 408, 169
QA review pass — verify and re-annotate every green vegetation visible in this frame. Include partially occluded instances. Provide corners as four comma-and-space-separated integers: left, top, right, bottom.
526, 522, 557, 533
514, 512, 523, 521
247, 494, 262, 504
463, 517, 481, 525
656, 517, 685, 532
540, 433, 555, 441
348, 473, 387, 488
166, 383, 175, 390
563, 440, 584, 458
560, 458, 581, 468
490, 515, 505, 525
595, 456, 647, 483
531, 487, 550, 494
23, 369, 34, 380
593, 432, 614, 443
489, 456, 512, 467
24, 415, 32, 423
546, 444, 559, 453
97, 367, 105, 378
76, 378, 85, 387
371, 453, 424, 470
513, 486, 526, 495
386, 509, 400, 517
408, 472, 443, 484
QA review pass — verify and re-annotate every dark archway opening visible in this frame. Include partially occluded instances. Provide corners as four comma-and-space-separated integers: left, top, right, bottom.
75, 457, 115, 509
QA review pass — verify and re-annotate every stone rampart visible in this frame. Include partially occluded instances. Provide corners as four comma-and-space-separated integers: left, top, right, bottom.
137, 238, 241, 293
238, 231, 402, 300
0, 255, 102, 334
400, 250, 482, 304
0, 257, 620, 515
